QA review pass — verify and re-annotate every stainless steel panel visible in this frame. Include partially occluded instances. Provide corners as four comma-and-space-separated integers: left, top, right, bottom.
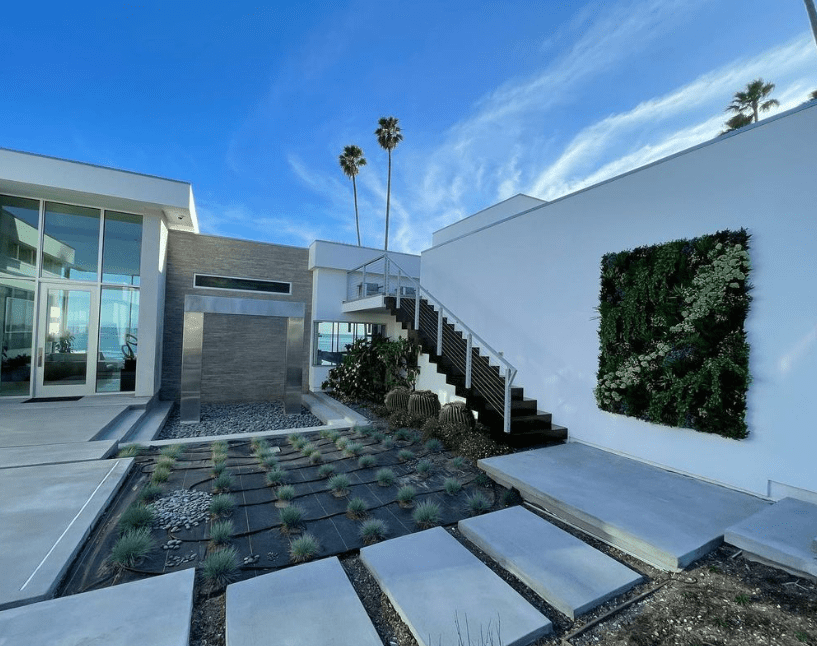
184, 294, 304, 319
284, 316, 304, 414
180, 311, 203, 423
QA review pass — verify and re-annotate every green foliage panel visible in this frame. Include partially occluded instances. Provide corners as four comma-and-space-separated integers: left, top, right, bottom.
595, 229, 751, 439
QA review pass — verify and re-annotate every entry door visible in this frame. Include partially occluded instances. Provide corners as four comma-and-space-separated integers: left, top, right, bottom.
35, 284, 98, 397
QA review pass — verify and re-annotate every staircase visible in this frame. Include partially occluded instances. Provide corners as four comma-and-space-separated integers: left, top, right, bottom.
384, 294, 567, 447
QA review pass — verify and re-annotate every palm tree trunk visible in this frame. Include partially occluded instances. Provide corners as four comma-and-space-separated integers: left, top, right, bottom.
805, 0, 817, 49
353, 176, 361, 246
384, 150, 391, 251
752, 102, 759, 123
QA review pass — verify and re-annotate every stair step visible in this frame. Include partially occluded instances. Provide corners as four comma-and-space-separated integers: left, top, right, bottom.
511, 397, 538, 414
459, 507, 643, 619
360, 527, 552, 646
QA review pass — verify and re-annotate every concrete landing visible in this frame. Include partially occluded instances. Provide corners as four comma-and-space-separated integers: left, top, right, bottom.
361, 527, 552, 646
725, 497, 817, 580
459, 506, 643, 619
0, 440, 117, 469
479, 443, 769, 571
0, 458, 132, 610
226, 556, 381, 646
0, 404, 130, 447
0, 568, 194, 645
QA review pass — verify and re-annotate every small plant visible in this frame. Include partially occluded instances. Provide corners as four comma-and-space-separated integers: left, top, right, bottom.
444, 478, 462, 495
212, 471, 233, 493
734, 593, 750, 606
416, 459, 433, 477
151, 464, 171, 483
375, 468, 396, 487
335, 436, 349, 451
251, 437, 269, 453
277, 485, 296, 502
499, 488, 522, 507
138, 483, 163, 503
279, 504, 304, 532
395, 427, 412, 442
343, 441, 363, 456
466, 492, 491, 515
372, 432, 385, 442
475, 472, 491, 487
117, 445, 144, 458
328, 473, 351, 496
326, 430, 341, 443
381, 437, 395, 450
795, 631, 810, 643
266, 468, 286, 487
261, 454, 279, 470
288, 433, 305, 449
300, 442, 316, 456
425, 438, 443, 452
358, 454, 376, 469
253, 447, 271, 463
159, 444, 184, 459
357, 425, 375, 436
359, 518, 388, 544
413, 500, 442, 528
110, 528, 155, 568
209, 494, 235, 518
202, 547, 239, 587
289, 533, 320, 563
156, 456, 175, 470
451, 456, 467, 470
346, 497, 368, 519
212, 452, 228, 467
317, 464, 336, 479
211, 461, 227, 477
397, 448, 414, 462
210, 440, 228, 454
397, 485, 416, 506
118, 503, 154, 533
209, 519, 234, 545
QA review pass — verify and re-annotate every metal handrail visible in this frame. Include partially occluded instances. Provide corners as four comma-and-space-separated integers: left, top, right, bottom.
346, 253, 517, 432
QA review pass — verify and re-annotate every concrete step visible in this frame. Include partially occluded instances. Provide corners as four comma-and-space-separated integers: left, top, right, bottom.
92, 407, 147, 443
120, 401, 174, 444
0, 440, 117, 469
479, 443, 769, 571
360, 526, 552, 646
725, 497, 817, 580
0, 568, 194, 646
226, 556, 381, 646
459, 506, 643, 619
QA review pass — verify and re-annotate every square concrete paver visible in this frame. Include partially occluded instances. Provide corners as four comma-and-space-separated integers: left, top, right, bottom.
459, 506, 643, 619
725, 497, 817, 580
0, 403, 129, 447
0, 568, 194, 645
479, 443, 769, 570
0, 458, 132, 610
226, 556, 381, 646
361, 527, 552, 646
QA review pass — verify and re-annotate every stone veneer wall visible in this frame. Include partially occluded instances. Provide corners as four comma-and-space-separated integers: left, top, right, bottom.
160, 231, 313, 403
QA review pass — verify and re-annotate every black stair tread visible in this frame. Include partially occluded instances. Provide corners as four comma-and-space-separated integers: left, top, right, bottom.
510, 398, 538, 413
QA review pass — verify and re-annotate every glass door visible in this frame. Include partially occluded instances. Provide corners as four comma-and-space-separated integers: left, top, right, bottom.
34, 284, 98, 397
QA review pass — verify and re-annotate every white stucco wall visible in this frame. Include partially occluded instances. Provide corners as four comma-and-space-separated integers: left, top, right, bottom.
420, 103, 817, 498
136, 213, 164, 397
432, 194, 546, 246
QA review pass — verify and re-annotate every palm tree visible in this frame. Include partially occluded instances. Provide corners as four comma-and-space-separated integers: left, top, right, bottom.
726, 79, 780, 124
374, 116, 403, 251
810, 89, 817, 101
721, 113, 754, 135
339, 145, 367, 246
805, 0, 817, 49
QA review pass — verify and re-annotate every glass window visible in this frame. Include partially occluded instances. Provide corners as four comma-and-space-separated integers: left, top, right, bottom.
43, 288, 91, 385
97, 287, 139, 392
0, 195, 40, 278
102, 211, 142, 285
42, 202, 100, 281
0, 277, 35, 395
193, 274, 291, 294
313, 321, 385, 366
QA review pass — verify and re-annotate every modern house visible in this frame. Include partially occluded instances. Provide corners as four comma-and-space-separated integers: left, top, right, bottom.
1, 100, 815, 503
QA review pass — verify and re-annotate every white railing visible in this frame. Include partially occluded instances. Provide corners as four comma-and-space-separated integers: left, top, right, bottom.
346, 253, 517, 432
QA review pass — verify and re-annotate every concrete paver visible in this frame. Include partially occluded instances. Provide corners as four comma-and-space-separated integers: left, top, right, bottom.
0, 568, 194, 646
479, 443, 769, 570
0, 458, 132, 610
725, 497, 817, 580
459, 506, 643, 619
0, 403, 129, 447
0, 440, 117, 469
361, 526, 552, 646
226, 556, 381, 646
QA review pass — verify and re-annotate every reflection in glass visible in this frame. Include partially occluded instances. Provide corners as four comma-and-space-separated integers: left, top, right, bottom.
102, 212, 142, 285
42, 202, 100, 281
0, 277, 35, 395
1, 195, 40, 278
43, 289, 90, 385
313, 321, 385, 366
97, 288, 139, 392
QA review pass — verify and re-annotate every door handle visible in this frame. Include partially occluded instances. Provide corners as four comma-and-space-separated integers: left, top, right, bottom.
37, 347, 43, 367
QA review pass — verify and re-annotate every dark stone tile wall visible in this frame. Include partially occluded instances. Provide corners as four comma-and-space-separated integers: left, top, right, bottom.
160, 231, 313, 403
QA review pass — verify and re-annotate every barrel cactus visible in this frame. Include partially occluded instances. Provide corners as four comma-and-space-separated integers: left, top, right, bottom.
439, 401, 475, 428
384, 387, 411, 413
407, 390, 441, 420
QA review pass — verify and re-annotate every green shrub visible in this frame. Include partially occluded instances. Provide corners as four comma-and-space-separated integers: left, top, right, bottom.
416, 459, 433, 477
317, 464, 336, 479
118, 503, 154, 533
288, 434, 305, 449
138, 483, 163, 503
151, 464, 171, 483
359, 518, 388, 544
388, 410, 426, 431
110, 528, 155, 568
289, 533, 320, 563
466, 492, 491, 515
209, 519, 234, 545
300, 442, 316, 456
413, 501, 442, 528
375, 468, 396, 487
279, 504, 304, 531
344, 441, 363, 456
277, 485, 296, 502
266, 468, 286, 486
202, 547, 239, 586
397, 448, 414, 462
358, 455, 376, 469
328, 473, 351, 495
159, 444, 184, 459
212, 472, 233, 493
210, 494, 235, 518
335, 436, 349, 451
444, 478, 462, 495
424, 420, 511, 461
424, 438, 443, 452
397, 485, 416, 505
381, 437, 395, 450
308, 450, 322, 464
346, 497, 367, 519
326, 430, 341, 443
211, 461, 227, 477
156, 455, 175, 469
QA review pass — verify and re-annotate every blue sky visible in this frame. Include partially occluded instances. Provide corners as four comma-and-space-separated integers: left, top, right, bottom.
2, 1, 816, 253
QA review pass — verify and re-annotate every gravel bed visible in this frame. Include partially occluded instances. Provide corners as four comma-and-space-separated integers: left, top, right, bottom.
149, 489, 212, 530
157, 401, 323, 439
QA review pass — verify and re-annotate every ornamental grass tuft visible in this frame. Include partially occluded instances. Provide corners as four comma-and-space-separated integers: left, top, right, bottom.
212, 471, 233, 493
209, 519, 234, 545
211, 461, 227, 477
359, 518, 388, 544
156, 456, 175, 470
110, 528, 155, 568
397, 448, 414, 462
358, 454, 376, 469
346, 496, 367, 519
343, 441, 363, 456
289, 533, 320, 563
335, 436, 349, 451
300, 442, 316, 456
279, 504, 304, 531
308, 449, 322, 464
444, 477, 462, 495
375, 468, 396, 487
413, 500, 442, 528
381, 437, 395, 450
202, 547, 239, 587
328, 473, 351, 495
261, 455, 279, 470
276, 485, 296, 502
151, 464, 171, 483
424, 438, 444, 452
317, 463, 336, 479
159, 444, 184, 459
209, 494, 235, 518
118, 503, 155, 534
396, 485, 416, 505
266, 468, 286, 487
288, 433, 305, 449
138, 483, 163, 503
416, 458, 433, 477
451, 456, 468, 471
117, 445, 144, 458
466, 491, 492, 515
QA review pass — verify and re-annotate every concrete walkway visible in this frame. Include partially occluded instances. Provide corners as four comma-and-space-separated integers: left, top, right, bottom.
480, 442, 769, 570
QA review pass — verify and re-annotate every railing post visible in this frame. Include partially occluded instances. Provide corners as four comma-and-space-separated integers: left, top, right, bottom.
465, 333, 472, 389
362, 264, 367, 298
384, 256, 390, 296
396, 269, 401, 308
436, 307, 443, 356
503, 366, 512, 433
414, 290, 420, 330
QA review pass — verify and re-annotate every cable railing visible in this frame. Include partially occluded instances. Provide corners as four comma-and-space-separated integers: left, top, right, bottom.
346, 253, 517, 432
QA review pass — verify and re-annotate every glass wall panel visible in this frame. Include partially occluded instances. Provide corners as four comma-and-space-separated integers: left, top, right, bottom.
1, 195, 40, 278
42, 202, 100, 281
97, 287, 139, 392
43, 288, 90, 385
0, 277, 35, 395
313, 321, 385, 366
102, 211, 142, 285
